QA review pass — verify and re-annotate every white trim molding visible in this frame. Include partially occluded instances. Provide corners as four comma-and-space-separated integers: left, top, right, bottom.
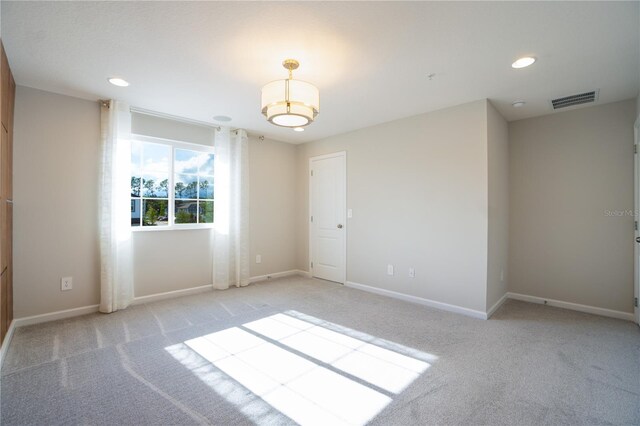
0, 320, 17, 368
132, 284, 214, 305
8, 269, 310, 331
134, 270, 307, 304
250, 269, 307, 283
507, 292, 635, 321
346, 281, 488, 320
309, 151, 348, 285
487, 293, 509, 319
12, 304, 100, 328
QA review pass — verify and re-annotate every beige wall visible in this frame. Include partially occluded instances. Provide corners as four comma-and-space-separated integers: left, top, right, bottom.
296, 100, 490, 313
132, 132, 299, 297
130, 113, 216, 297
486, 101, 509, 310
13, 86, 101, 317
509, 99, 636, 313
131, 112, 213, 146
13, 88, 298, 313
249, 136, 298, 277
16, 85, 634, 318
130, 114, 298, 297
133, 230, 213, 296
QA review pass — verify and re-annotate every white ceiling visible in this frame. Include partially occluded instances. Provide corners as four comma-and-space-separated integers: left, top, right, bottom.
2, 1, 638, 143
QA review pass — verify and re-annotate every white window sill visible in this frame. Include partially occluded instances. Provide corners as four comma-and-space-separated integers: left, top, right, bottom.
131, 224, 214, 232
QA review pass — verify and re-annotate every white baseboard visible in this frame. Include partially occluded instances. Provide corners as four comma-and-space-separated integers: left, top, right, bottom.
7, 269, 307, 331
12, 304, 100, 328
0, 320, 17, 368
132, 284, 214, 305
487, 293, 509, 319
134, 270, 307, 304
250, 269, 306, 283
507, 292, 635, 321
345, 281, 488, 320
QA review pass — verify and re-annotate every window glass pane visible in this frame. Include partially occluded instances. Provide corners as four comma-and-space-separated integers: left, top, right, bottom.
142, 173, 169, 198
200, 154, 214, 175
131, 141, 142, 172
199, 201, 214, 223
143, 143, 170, 172
131, 175, 141, 197
175, 174, 198, 199
143, 199, 168, 226
175, 149, 200, 174
198, 177, 214, 199
131, 199, 141, 227
175, 201, 198, 224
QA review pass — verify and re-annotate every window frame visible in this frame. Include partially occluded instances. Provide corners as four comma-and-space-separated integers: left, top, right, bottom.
130, 134, 215, 232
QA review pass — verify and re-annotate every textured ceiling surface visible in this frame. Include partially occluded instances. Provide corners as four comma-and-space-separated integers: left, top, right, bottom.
2, 1, 639, 143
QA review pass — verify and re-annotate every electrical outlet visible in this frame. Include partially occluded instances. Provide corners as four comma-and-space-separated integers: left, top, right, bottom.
61, 276, 73, 291
256, 255, 262, 264
387, 264, 394, 276
347, 209, 353, 218
409, 267, 415, 278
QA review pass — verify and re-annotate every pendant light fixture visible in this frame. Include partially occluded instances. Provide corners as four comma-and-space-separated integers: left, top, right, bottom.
261, 59, 319, 128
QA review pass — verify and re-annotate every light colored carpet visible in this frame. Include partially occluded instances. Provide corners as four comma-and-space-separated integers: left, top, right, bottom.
2, 276, 639, 425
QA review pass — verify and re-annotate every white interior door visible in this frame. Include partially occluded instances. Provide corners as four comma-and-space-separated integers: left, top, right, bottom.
310, 152, 346, 284
635, 122, 640, 325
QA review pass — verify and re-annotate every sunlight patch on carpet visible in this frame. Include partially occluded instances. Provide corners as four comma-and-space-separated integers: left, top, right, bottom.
166, 311, 437, 425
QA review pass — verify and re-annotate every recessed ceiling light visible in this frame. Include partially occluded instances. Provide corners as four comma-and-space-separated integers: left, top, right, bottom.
293, 127, 305, 132
512, 101, 526, 108
511, 57, 536, 69
213, 115, 232, 122
108, 77, 129, 87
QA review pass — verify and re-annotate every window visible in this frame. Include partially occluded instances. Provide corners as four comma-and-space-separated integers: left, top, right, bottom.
130, 135, 214, 230
174, 148, 214, 224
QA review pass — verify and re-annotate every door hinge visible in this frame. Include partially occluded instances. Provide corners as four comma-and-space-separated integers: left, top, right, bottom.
635, 297, 638, 308
310, 216, 313, 223
310, 170, 314, 177
310, 261, 314, 268
635, 145, 638, 154
635, 221, 638, 231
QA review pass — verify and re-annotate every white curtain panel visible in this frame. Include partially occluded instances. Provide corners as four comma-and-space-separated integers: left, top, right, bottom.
99, 100, 134, 313
212, 127, 250, 289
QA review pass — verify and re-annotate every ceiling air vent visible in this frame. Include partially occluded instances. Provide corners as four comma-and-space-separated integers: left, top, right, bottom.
550, 90, 599, 110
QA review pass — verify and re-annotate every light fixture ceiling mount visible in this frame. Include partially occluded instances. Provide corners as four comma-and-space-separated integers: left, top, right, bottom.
283, 58, 299, 74
261, 59, 319, 128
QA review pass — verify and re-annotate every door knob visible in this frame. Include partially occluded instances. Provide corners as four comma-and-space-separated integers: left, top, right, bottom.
337, 224, 343, 229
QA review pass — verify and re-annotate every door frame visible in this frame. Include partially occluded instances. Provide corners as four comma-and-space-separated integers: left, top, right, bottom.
309, 151, 347, 284
635, 118, 640, 325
